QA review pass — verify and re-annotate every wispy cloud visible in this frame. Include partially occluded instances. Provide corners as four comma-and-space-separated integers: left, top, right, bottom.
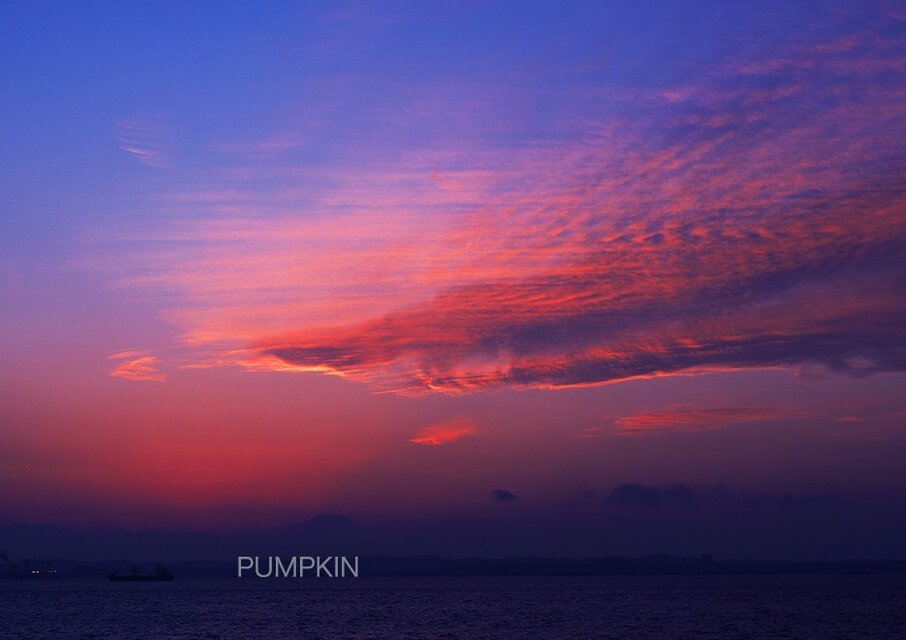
108, 350, 166, 383
116, 115, 170, 168
574, 425, 605, 440
614, 408, 806, 436
409, 419, 476, 446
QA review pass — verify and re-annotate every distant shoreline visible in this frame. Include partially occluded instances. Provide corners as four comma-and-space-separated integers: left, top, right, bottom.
5, 555, 906, 580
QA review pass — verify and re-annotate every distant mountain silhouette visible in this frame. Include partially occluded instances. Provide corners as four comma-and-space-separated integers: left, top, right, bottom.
304, 513, 356, 527
3, 514, 905, 562
5, 554, 906, 579
287, 513, 359, 553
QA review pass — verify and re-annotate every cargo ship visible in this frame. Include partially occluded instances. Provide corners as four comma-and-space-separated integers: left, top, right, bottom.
107, 564, 174, 581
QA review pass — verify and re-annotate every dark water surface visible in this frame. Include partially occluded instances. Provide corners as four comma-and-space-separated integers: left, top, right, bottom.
2, 574, 905, 639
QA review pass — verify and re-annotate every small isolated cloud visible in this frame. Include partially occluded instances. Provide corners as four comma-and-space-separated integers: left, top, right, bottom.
108, 350, 166, 383
615, 407, 805, 436
116, 115, 170, 168
409, 418, 476, 446
835, 416, 865, 424
491, 489, 519, 501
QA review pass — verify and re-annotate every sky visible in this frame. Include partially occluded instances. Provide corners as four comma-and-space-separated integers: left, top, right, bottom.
1, 1, 904, 559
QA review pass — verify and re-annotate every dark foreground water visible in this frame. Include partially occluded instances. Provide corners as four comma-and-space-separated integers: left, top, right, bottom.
2, 574, 905, 639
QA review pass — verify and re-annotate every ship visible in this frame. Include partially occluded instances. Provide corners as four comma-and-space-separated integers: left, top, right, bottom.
107, 563, 175, 582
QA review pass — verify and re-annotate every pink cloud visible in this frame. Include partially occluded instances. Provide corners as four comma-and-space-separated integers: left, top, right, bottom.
614, 408, 807, 436
109, 351, 167, 383
115, 115, 170, 168
409, 419, 477, 446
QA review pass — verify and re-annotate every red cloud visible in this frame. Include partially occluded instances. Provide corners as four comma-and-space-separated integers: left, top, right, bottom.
109, 351, 167, 383
614, 408, 807, 436
409, 419, 477, 446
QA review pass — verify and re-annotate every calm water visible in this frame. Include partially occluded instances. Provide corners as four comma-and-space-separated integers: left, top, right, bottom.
2, 574, 905, 639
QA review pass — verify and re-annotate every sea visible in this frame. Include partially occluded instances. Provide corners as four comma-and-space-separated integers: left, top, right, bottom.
2, 574, 905, 639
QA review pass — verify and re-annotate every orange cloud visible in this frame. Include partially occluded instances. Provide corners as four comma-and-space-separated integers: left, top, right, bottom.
615, 408, 806, 436
109, 351, 167, 383
409, 419, 477, 446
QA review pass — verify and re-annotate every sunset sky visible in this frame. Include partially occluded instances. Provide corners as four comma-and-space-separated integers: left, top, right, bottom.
1, 1, 904, 558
